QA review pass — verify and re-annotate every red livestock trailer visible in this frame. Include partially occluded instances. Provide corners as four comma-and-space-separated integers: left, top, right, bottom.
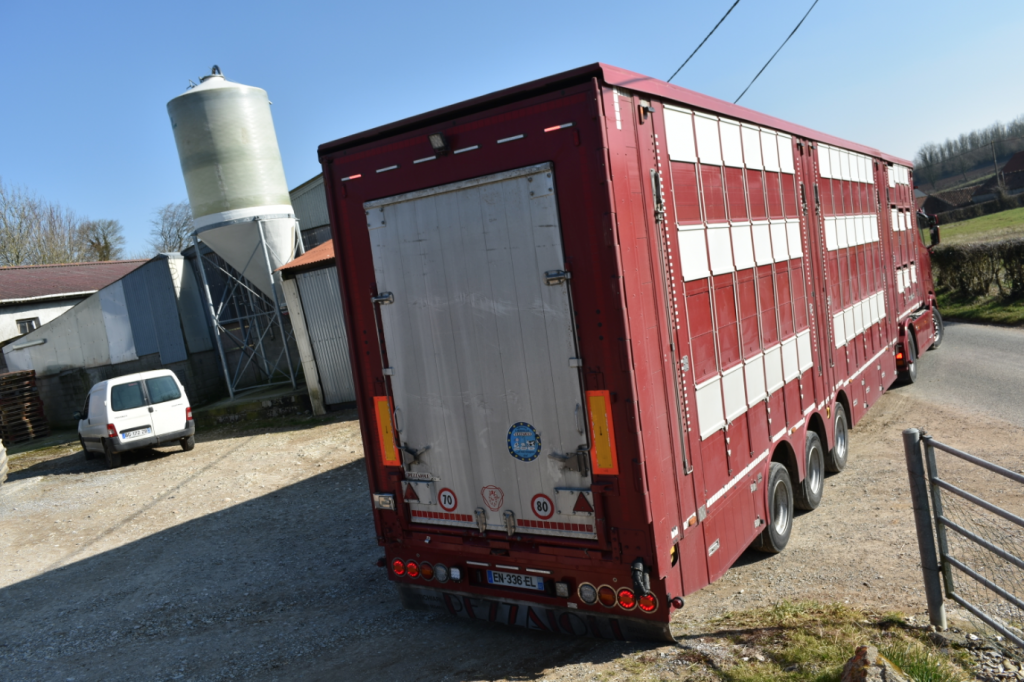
318, 63, 942, 640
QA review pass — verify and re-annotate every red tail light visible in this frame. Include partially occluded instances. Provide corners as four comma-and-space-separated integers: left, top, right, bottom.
420, 563, 434, 581
406, 560, 420, 578
638, 593, 658, 613
597, 585, 617, 607
617, 588, 637, 610
107, 424, 117, 438
391, 558, 405, 575
186, 407, 193, 421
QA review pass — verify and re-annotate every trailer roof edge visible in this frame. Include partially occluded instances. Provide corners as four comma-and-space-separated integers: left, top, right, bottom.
318, 63, 913, 168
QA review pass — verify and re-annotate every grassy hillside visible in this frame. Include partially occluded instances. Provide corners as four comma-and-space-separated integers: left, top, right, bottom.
939, 206, 1024, 244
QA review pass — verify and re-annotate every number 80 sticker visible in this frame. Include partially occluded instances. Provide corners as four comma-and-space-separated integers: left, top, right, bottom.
531, 493, 555, 520
438, 488, 458, 512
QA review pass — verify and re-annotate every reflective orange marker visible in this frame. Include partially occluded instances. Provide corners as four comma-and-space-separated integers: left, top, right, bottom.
586, 390, 619, 475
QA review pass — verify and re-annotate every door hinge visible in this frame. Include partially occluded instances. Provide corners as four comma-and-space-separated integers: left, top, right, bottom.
503, 510, 517, 537
372, 292, 394, 305
474, 508, 487, 533
549, 445, 590, 476
650, 169, 667, 223
545, 270, 571, 285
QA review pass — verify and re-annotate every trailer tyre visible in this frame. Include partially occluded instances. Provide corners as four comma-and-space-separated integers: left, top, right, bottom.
103, 439, 121, 469
794, 432, 824, 511
81, 437, 99, 460
899, 335, 918, 384
930, 308, 944, 350
825, 403, 849, 473
754, 462, 793, 554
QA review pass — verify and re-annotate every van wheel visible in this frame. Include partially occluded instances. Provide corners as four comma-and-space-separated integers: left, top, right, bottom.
899, 336, 918, 384
753, 462, 793, 554
930, 308, 944, 350
826, 403, 849, 473
81, 437, 99, 460
103, 439, 122, 469
181, 436, 195, 452
794, 432, 824, 511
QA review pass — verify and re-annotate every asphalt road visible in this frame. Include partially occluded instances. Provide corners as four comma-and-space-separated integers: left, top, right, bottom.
902, 320, 1024, 426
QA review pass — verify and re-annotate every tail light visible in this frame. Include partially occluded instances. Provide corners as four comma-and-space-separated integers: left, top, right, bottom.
617, 588, 637, 610
578, 583, 598, 605
391, 558, 405, 576
406, 560, 420, 578
638, 593, 658, 613
107, 424, 117, 438
597, 585, 617, 607
186, 407, 193, 421
420, 563, 434, 581
434, 564, 450, 583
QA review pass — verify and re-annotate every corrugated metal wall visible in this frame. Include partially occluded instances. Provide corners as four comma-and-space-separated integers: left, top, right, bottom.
291, 175, 331, 251
121, 259, 188, 365
295, 266, 355, 405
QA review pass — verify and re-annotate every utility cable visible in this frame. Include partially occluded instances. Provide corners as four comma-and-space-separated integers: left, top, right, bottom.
667, 0, 743, 84
734, 0, 821, 104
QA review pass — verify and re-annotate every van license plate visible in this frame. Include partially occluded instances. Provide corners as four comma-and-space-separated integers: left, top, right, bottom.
486, 570, 544, 592
122, 427, 152, 440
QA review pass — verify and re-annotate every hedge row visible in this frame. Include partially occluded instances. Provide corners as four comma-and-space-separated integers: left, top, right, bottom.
930, 238, 1024, 298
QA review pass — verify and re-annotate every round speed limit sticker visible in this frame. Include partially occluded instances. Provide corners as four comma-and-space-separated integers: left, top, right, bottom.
438, 488, 458, 512
531, 493, 555, 520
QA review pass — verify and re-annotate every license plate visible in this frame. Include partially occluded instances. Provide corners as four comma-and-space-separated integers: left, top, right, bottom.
486, 570, 544, 592
122, 427, 152, 440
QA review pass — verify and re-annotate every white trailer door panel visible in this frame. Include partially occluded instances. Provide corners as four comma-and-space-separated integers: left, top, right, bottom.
365, 163, 595, 539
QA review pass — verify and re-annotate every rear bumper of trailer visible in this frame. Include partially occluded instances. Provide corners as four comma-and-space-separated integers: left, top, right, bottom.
397, 584, 673, 642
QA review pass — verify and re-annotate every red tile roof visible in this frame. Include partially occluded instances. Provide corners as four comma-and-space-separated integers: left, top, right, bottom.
1001, 151, 1024, 175
277, 239, 335, 272
0, 260, 148, 303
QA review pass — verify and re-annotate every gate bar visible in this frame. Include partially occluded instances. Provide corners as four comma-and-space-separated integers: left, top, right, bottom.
903, 428, 947, 629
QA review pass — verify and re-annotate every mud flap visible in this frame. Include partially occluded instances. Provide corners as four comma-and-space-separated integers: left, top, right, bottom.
397, 584, 674, 642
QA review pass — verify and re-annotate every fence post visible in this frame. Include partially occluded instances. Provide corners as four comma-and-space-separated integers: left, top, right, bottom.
903, 427, 947, 630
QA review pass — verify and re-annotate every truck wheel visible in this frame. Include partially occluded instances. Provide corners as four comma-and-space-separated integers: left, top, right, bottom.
181, 436, 195, 452
794, 432, 824, 511
103, 439, 122, 469
753, 462, 793, 554
825, 403, 849, 473
81, 437, 99, 460
930, 308, 944, 350
899, 336, 918, 384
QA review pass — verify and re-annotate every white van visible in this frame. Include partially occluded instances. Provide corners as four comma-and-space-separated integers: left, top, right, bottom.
77, 369, 195, 468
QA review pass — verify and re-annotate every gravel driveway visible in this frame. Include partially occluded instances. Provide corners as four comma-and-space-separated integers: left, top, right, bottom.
0, 324, 1020, 681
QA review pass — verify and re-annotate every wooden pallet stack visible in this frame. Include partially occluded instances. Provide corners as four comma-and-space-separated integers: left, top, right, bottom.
0, 370, 50, 445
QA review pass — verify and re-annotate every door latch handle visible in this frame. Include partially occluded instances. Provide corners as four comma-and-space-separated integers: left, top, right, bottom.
372, 292, 394, 305
545, 270, 571, 286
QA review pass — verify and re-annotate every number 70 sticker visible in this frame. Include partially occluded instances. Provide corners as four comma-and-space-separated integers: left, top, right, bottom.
438, 488, 458, 512
531, 493, 555, 520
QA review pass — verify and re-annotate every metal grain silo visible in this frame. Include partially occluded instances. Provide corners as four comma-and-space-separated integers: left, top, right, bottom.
167, 66, 298, 299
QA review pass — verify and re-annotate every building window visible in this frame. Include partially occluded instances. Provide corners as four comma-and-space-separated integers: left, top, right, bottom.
17, 318, 40, 335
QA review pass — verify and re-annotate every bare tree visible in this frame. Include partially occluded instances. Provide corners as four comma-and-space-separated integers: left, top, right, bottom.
149, 201, 194, 253
0, 178, 40, 266
34, 202, 89, 265
81, 219, 126, 261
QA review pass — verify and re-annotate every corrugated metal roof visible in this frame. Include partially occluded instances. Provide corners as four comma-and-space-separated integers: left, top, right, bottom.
291, 174, 330, 229
0, 260, 148, 303
277, 239, 335, 273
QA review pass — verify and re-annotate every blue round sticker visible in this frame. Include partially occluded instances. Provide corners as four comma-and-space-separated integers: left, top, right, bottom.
507, 422, 541, 462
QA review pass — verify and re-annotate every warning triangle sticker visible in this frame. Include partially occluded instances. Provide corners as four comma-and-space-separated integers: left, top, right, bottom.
573, 492, 594, 514
404, 483, 420, 502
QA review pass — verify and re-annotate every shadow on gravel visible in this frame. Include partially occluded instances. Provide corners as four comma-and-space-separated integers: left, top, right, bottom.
0, 457, 635, 682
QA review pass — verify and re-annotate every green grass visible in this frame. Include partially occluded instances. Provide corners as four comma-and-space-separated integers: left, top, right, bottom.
939, 206, 1024, 244
937, 291, 1024, 326
683, 602, 969, 682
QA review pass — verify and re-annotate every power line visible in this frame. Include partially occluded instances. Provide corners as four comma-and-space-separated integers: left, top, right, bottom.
734, 0, 820, 104
667, 0, 743, 84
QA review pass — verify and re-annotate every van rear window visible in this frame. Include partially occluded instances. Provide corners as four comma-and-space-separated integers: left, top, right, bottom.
111, 382, 145, 411
146, 376, 181, 404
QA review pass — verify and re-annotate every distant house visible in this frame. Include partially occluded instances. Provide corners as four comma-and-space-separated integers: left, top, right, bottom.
0, 260, 147, 347
917, 186, 979, 216
972, 150, 1024, 202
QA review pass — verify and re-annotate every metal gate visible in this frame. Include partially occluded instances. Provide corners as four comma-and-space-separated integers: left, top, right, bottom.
365, 163, 595, 539
295, 266, 356, 405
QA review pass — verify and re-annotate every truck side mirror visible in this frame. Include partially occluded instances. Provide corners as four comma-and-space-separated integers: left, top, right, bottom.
930, 224, 940, 247
73, 411, 82, 421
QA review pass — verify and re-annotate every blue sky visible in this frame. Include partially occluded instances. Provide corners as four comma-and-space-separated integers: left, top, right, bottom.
2, 0, 1022, 256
